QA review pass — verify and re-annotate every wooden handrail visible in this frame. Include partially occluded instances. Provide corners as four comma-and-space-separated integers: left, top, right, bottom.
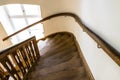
3, 12, 120, 66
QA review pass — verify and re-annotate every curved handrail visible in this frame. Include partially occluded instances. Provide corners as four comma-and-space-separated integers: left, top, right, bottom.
2, 12, 120, 66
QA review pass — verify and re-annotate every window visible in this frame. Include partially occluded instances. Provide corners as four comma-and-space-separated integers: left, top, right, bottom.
0, 4, 44, 44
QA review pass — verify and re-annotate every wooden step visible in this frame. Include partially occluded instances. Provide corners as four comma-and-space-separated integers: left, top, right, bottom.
50, 34, 71, 45
28, 67, 86, 80
42, 42, 76, 57
32, 52, 83, 74
45, 34, 61, 44
37, 51, 80, 68
41, 34, 73, 53
41, 37, 75, 56
26, 32, 92, 80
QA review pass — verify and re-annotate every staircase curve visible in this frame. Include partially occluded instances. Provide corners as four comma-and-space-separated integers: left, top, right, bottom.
3, 12, 120, 66
0, 32, 94, 80
25, 32, 94, 80
1, 12, 120, 80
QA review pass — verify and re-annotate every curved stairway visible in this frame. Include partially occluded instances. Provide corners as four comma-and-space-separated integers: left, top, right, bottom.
26, 32, 92, 80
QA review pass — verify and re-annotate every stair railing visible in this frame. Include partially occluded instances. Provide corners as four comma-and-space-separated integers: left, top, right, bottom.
0, 36, 40, 79
2, 12, 120, 66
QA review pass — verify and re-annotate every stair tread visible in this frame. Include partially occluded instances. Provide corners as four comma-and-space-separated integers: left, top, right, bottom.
50, 34, 71, 45
28, 67, 87, 80
45, 34, 61, 44
41, 38, 75, 56
26, 33, 90, 80
40, 35, 74, 54
32, 51, 82, 70
43, 45, 76, 57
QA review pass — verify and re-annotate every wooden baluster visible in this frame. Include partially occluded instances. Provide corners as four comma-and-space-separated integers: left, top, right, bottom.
0, 70, 4, 79
29, 41, 36, 62
33, 39, 40, 60
0, 70, 6, 80
25, 45, 34, 65
27, 43, 35, 63
23, 46, 32, 68
0, 67, 8, 80
19, 48, 30, 70
1, 57, 21, 80
12, 51, 26, 77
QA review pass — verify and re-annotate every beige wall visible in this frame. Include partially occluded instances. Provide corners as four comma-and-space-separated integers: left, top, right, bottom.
0, 0, 41, 5
0, 23, 12, 50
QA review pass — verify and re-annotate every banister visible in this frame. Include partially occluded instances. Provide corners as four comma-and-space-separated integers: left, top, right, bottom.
2, 12, 120, 66
0, 36, 40, 79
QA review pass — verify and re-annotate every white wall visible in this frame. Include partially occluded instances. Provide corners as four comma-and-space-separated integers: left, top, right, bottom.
42, 16, 120, 80
81, 0, 120, 52
77, 25, 120, 80
40, 0, 120, 80
79, 1, 120, 79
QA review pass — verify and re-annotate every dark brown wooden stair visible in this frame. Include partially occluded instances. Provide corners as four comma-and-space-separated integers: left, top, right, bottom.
25, 32, 92, 80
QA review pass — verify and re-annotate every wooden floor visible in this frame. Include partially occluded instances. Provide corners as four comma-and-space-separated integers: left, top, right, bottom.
26, 32, 91, 80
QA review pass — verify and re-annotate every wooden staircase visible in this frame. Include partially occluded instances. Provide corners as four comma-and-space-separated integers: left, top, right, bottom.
0, 32, 94, 80
2, 12, 119, 80
25, 32, 92, 80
